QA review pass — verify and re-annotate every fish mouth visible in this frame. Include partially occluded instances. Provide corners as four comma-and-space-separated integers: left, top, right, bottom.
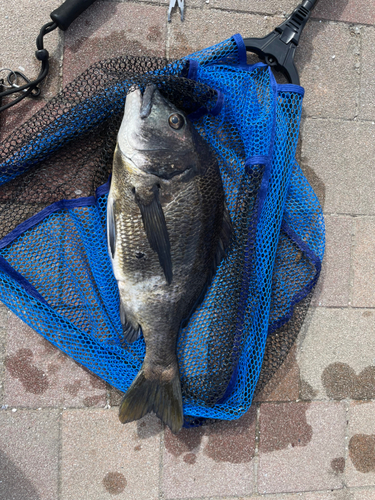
139, 84, 157, 119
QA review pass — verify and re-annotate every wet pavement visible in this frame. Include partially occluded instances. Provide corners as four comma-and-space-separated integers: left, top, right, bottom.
1, 0, 375, 498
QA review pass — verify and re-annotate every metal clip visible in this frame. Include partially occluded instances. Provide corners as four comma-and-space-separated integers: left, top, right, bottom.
168, 0, 184, 22
0, 68, 18, 90
7, 71, 41, 97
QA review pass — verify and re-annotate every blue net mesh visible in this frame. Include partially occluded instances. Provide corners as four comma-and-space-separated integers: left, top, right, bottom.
0, 34, 324, 423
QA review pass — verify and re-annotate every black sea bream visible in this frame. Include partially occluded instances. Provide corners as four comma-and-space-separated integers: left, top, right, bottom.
107, 84, 230, 433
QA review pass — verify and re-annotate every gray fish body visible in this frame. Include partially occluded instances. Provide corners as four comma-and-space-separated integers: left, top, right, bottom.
107, 87, 228, 433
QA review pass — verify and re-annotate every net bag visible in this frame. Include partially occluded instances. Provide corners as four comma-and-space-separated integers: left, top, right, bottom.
0, 34, 325, 424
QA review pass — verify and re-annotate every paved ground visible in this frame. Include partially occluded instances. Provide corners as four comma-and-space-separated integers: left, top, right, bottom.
1, 0, 375, 499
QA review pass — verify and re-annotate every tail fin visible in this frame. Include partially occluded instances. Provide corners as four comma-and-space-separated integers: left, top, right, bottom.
119, 369, 183, 434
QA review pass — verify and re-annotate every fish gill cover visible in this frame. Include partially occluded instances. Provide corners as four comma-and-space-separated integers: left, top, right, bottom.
0, 35, 324, 425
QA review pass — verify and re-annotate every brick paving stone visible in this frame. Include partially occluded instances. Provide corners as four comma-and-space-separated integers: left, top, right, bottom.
168, 9, 270, 59
63, 1, 167, 86
61, 409, 161, 500
313, 0, 375, 25
360, 27, 375, 121
0, 0, 62, 99
167, 0, 204, 9
255, 345, 300, 402
294, 21, 360, 120
188, 494, 352, 500
347, 401, 375, 488
162, 408, 256, 498
353, 217, 375, 307
208, 0, 297, 15
0, 304, 8, 403
301, 119, 375, 215
121, 0, 165, 3
311, 215, 352, 308
212, 492, 364, 500
297, 308, 375, 401
109, 384, 124, 406
258, 401, 346, 494
248, 492, 355, 500
352, 489, 375, 500
122, 0, 204, 6
0, 409, 59, 500
4, 312, 107, 408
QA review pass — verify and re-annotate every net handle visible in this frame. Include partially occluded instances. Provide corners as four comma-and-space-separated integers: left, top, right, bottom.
243, 0, 320, 85
51, 0, 97, 31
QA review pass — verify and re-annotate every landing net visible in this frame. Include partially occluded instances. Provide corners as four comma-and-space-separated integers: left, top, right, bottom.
0, 35, 324, 424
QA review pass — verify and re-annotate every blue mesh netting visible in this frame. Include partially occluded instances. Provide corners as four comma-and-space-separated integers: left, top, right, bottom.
0, 34, 324, 423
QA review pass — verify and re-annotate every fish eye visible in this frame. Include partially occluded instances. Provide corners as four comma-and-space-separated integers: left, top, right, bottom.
168, 113, 185, 130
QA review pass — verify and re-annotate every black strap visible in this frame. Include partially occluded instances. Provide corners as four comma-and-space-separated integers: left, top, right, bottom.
0, 78, 3, 116
0, 0, 97, 114
0, 21, 56, 113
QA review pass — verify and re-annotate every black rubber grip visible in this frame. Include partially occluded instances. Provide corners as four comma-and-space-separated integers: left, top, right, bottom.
50, 0, 97, 31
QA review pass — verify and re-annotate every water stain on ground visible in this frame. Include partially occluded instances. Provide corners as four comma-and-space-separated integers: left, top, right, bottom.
102, 472, 127, 495
69, 30, 164, 63
0, 450, 41, 500
147, 26, 162, 43
136, 416, 160, 439
322, 362, 375, 399
255, 345, 300, 402
349, 434, 375, 473
5, 348, 49, 394
164, 425, 204, 458
300, 378, 319, 400
83, 395, 103, 407
165, 409, 256, 464
64, 380, 82, 397
170, 31, 194, 59
81, 366, 105, 390
203, 410, 256, 463
89, 374, 104, 390
46, 362, 60, 376
183, 453, 197, 464
331, 456, 345, 474
260, 403, 313, 453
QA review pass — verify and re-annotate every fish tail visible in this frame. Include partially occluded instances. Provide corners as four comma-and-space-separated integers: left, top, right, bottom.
119, 368, 183, 434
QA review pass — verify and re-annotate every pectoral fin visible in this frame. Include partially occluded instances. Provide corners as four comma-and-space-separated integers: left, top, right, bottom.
120, 301, 142, 343
135, 184, 173, 284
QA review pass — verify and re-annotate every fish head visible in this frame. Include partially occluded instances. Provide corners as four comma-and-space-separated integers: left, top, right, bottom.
117, 85, 205, 180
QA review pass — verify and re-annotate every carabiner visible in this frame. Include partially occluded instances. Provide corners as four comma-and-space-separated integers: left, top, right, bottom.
7, 71, 41, 97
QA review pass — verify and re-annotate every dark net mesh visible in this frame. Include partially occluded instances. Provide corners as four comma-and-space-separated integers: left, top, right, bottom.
0, 35, 324, 423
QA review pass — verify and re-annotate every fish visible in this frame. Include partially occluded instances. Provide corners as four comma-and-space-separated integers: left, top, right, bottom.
107, 84, 231, 433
